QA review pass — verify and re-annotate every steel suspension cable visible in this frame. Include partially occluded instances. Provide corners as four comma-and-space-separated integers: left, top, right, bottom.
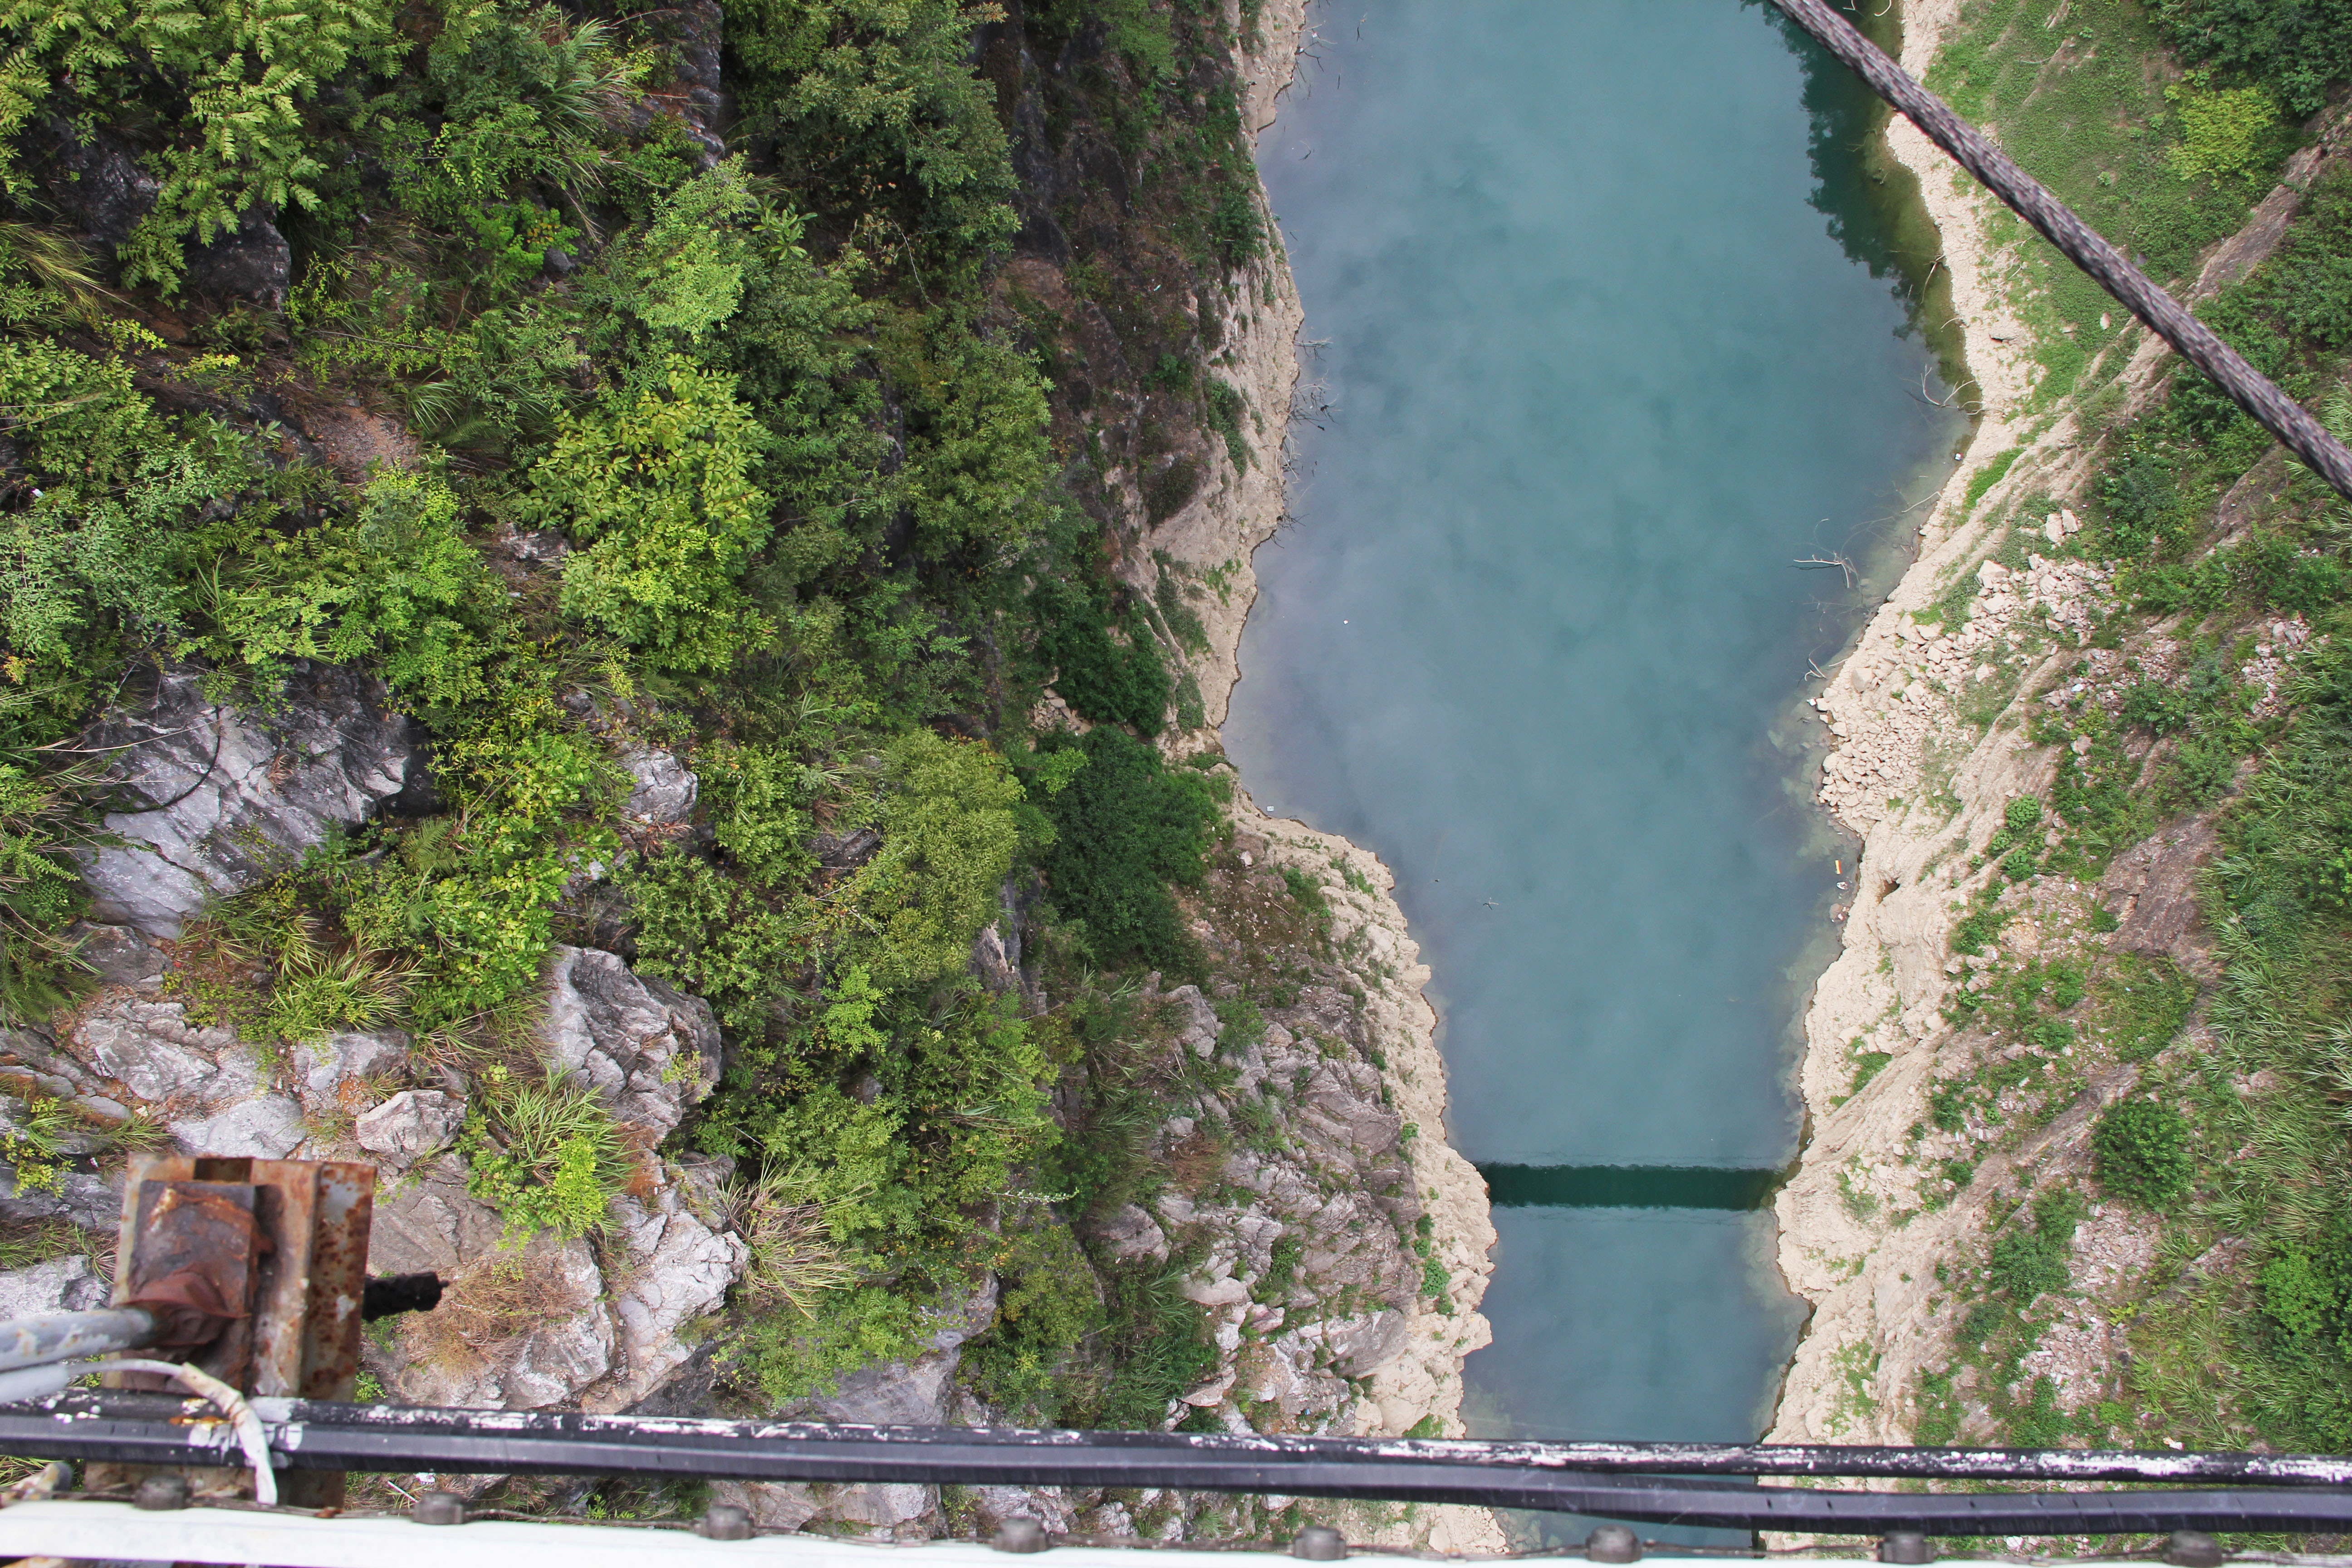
1768, 0, 2352, 502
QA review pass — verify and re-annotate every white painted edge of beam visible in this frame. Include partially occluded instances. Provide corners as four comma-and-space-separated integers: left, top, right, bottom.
0, 1502, 2297, 1568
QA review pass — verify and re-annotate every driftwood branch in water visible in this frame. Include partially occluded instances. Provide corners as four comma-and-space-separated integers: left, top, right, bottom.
1793, 553, 1859, 589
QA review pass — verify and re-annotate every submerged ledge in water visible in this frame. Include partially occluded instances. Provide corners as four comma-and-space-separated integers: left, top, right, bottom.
1478, 1165, 1784, 1211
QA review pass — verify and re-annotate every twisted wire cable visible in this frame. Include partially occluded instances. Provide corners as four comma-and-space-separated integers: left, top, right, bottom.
1769, 0, 2352, 502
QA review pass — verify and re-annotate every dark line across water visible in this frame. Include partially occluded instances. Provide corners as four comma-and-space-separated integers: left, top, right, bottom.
1478, 1165, 1785, 1212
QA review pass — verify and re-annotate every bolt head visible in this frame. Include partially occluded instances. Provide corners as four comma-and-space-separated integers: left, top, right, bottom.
1291, 1525, 1348, 1561
1879, 1530, 1935, 1564
701, 1502, 754, 1541
132, 1475, 190, 1512
994, 1516, 1050, 1554
2166, 1531, 2225, 1568
1586, 1524, 1642, 1563
413, 1490, 468, 1526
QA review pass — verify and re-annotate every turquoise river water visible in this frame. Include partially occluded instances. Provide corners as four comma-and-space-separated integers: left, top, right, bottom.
1223, 0, 1967, 1538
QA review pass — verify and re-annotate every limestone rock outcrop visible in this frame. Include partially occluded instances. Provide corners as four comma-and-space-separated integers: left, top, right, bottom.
587, 1183, 748, 1413
76, 664, 421, 937
0, 1255, 108, 1318
538, 946, 721, 1136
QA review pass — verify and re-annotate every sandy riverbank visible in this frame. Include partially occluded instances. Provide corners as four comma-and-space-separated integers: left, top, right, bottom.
1768, 0, 2157, 1446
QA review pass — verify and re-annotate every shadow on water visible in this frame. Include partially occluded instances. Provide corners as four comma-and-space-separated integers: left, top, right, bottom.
1480, 1164, 1787, 1212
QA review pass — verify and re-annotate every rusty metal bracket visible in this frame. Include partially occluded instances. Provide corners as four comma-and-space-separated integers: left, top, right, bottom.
93, 1156, 375, 1508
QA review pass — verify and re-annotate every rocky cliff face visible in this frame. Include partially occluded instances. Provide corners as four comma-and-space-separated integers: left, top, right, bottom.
0, 0, 1499, 1548
0, 911, 744, 1418
77, 662, 425, 938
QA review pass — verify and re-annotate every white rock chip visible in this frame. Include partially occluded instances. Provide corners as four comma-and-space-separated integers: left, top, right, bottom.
621, 746, 698, 825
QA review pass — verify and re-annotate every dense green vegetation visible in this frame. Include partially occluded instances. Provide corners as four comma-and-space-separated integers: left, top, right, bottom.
1883, 0, 2352, 1484
0, 0, 1280, 1424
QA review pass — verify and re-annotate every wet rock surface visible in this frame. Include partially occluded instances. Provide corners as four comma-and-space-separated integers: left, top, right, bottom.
181, 207, 292, 310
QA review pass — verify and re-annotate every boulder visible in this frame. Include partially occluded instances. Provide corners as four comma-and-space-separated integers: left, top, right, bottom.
182, 207, 291, 311
0, 1254, 108, 1318
387, 1229, 613, 1411
499, 1238, 614, 1408
1161, 985, 1222, 1057
67, 924, 166, 989
802, 1351, 960, 1426
19, 118, 158, 264
68, 998, 240, 1105
294, 1030, 410, 1119
621, 747, 697, 825
707, 1480, 823, 1533
1309, 1309, 1408, 1377
0, 1029, 106, 1107
970, 1484, 1078, 1537
538, 947, 720, 1136
1249, 1326, 1352, 1420
354, 1090, 464, 1169
773, 1276, 995, 1426
1089, 1203, 1168, 1264
365, 1155, 508, 1277
586, 1186, 747, 1413
76, 665, 421, 937
171, 1094, 307, 1160
812, 826, 880, 872
666, 0, 728, 166
705, 1478, 938, 1539
824, 1483, 937, 1532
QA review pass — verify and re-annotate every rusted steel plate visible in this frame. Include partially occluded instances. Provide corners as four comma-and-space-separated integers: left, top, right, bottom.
298, 1162, 373, 1402
245, 1160, 319, 1401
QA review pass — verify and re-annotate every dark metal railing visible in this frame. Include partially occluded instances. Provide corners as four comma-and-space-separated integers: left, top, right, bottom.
2, 1392, 2348, 1537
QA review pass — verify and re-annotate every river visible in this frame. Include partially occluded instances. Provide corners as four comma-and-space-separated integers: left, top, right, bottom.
1224, 0, 1966, 1540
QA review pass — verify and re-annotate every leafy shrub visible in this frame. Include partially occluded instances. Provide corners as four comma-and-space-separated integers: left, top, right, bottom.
2122, 678, 2193, 735
724, 0, 1019, 256
838, 732, 1021, 988
1950, 895, 2010, 957
202, 470, 497, 710
67, 0, 411, 289
2094, 1098, 2195, 1208
2261, 1223, 2352, 1353
2156, 0, 2352, 117
379, 0, 632, 264
694, 740, 816, 887
0, 342, 255, 664
890, 319, 1053, 559
518, 356, 775, 671
2163, 74, 2281, 185
1039, 728, 1219, 967
622, 848, 801, 1034
1988, 1188, 2086, 1304
962, 1221, 1105, 1422
1030, 573, 1171, 735
730, 1281, 928, 1404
